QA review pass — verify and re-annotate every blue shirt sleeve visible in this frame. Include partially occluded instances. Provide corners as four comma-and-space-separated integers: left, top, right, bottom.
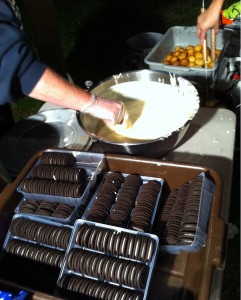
0, 0, 46, 105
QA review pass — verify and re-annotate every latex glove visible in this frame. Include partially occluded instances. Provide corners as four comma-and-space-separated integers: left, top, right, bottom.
81, 93, 127, 125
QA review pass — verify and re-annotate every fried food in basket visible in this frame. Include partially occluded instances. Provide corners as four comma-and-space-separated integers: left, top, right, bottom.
162, 44, 221, 68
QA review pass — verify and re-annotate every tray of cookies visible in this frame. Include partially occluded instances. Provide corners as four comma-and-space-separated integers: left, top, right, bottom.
16, 149, 105, 221
14, 195, 87, 225
82, 171, 164, 233
2, 214, 73, 268
0, 151, 225, 300
57, 220, 159, 300
156, 172, 215, 254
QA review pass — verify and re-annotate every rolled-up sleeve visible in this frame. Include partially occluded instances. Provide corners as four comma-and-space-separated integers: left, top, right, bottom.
0, 0, 46, 105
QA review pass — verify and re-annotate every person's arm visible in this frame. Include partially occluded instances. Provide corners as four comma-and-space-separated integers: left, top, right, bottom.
28, 67, 126, 125
197, 0, 224, 44
0, 0, 125, 125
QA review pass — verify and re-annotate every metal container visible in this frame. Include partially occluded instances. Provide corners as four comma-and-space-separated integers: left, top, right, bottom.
77, 70, 199, 157
77, 70, 200, 158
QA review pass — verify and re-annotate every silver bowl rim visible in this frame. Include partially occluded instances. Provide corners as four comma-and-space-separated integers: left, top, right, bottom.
78, 70, 200, 146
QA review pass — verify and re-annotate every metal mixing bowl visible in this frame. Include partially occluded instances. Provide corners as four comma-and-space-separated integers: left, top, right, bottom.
77, 70, 200, 157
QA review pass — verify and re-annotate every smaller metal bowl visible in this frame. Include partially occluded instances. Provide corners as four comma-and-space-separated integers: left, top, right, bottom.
78, 70, 200, 158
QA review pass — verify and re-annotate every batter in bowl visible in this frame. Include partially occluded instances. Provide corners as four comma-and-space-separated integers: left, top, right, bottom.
95, 80, 199, 142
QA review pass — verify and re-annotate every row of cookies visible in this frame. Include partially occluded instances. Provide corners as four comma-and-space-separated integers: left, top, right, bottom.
84, 172, 163, 232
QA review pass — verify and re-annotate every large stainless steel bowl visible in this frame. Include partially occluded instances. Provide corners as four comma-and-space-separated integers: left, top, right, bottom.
77, 70, 200, 157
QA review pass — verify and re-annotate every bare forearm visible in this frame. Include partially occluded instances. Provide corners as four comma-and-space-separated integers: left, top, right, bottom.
28, 67, 126, 125
28, 67, 91, 110
197, 0, 224, 42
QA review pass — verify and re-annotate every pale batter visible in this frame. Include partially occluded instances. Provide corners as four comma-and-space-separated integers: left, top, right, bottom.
83, 79, 200, 143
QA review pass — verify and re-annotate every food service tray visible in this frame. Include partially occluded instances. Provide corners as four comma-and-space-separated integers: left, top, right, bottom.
16, 150, 104, 220
0, 151, 225, 300
159, 172, 215, 254
57, 220, 159, 300
144, 26, 232, 82
82, 172, 164, 233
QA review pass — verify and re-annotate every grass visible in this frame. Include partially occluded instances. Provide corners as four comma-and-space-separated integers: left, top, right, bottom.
10, 0, 240, 298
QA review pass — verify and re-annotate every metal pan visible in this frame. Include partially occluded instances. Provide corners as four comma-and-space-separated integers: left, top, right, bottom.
77, 70, 200, 158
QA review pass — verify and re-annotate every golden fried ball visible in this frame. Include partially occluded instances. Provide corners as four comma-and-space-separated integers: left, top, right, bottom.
178, 47, 186, 52
194, 44, 202, 52
165, 54, 173, 62
180, 58, 189, 66
207, 61, 215, 68
174, 46, 181, 52
162, 44, 220, 68
170, 56, 178, 63
178, 52, 187, 60
186, 45, 194, 50
188, 55, 196, 63
187, 48, 195, 56
171, 60, 181, 66
195, 58, 205, 66
195, 52, 203, 59
187, 62, 196, 67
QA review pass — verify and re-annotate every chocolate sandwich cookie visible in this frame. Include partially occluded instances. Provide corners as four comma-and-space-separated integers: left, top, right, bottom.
6, 239, 64, 268
40, 151, 76, 166
87, 172, 123, 223
22, 178, 85, 198
107, 174, 142, 227
32, 164, 87, 184
130, 180, 161, 232
18, 199, 40, 214
51, 203, 74, 219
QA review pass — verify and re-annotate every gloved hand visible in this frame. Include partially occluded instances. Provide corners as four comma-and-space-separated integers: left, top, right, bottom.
81, 93, 127, 125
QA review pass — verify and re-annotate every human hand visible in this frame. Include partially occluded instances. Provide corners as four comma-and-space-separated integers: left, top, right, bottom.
197, 10, 220, 44
81, 93, 127, 125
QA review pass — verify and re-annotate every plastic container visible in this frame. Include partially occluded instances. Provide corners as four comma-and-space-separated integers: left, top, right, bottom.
144, 26, 232, 83
82, 172, 164, 232
2, 214, 73, 268
16, 149, 104, 204
0, 150, 225, 300
57, 220, 159, 300
159, 172, 215, 254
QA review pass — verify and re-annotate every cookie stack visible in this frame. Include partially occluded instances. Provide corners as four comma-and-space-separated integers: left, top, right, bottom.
158, 175, 203, 245
87, 172, 162, 232
58, 274, 142, 300
130, 180, 161, 232
9, 217, 71, 249
86, 172, 124, 223
18, 199, 74, 219
21, 152, 88, 198
5, 217, 72, 268
5, 240, 64, 268
58, 222, 157, 300
107, 174, 143, 227
75, 224, 155, 262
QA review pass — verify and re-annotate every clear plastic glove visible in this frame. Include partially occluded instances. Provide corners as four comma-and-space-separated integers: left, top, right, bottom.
81, 93, 127, 125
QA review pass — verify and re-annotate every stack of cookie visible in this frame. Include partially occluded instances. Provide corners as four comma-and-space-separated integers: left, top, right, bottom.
58, 222, 158, 299
158, 175, 204, 245
21, 151, 88, 198
5, 216, 72, 268
18, 199, 74, 219
86, 172, 162, 232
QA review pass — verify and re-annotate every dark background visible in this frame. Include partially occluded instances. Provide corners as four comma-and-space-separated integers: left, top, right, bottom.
11, 1, 241, 299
